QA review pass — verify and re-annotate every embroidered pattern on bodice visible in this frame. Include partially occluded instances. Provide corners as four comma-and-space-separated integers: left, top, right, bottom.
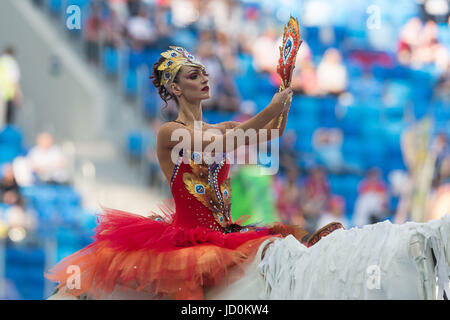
169, 149, 233, 232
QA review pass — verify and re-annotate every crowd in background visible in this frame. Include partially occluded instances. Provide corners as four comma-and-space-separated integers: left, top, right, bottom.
0, 0, 447, 299
25, 0, 449, 233
0, 45, 74, 240
0, 44, 91, 299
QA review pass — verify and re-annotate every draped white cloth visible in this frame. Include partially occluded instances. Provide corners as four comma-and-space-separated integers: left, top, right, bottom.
257, 215, 450, 300
50, 215, 450, 300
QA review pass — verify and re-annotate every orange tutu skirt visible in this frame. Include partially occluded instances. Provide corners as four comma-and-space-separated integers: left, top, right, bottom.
45, 208, 300, 299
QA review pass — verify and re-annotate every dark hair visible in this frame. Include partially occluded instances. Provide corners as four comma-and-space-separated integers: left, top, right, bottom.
4, 46, 15, 56
150, 56, 181, 118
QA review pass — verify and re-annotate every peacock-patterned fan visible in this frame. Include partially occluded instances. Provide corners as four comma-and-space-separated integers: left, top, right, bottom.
276, 16, 302, 128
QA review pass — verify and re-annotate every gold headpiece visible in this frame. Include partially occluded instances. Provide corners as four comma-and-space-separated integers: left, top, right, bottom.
157, 46, 205, 87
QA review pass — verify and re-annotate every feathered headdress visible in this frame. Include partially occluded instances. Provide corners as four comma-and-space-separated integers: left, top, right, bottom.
157, 46, 205, 87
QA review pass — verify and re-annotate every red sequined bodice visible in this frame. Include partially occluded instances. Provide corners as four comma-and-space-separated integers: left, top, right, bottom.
170, 149, 233, 232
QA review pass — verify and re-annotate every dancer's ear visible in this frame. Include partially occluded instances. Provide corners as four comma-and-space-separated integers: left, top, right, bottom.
169, 82, 182, 97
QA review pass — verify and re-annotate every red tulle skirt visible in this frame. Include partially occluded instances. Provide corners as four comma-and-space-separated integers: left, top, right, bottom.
45, 208, 296, 299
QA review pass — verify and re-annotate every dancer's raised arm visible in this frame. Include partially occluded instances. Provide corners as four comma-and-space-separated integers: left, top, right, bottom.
158, 87, 293, 153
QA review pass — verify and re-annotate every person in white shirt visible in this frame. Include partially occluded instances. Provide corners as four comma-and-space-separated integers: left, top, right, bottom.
316, 194, 350, 229
317, 48, 348, 95
27, 132, 68, 184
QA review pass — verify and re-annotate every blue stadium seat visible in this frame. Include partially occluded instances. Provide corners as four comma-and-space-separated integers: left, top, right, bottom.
291, 96, 321, 116
0, 145, 21, 164
128, 50, 144, 70
342, 137, 363, 165
236, 53, 256, 76
144, 48, 161, 69
127, 131, 144, 158
0, 125, 23, 147
142, 85, 159, 118
234, 74, 256, 100
103, 46, 119, 76
253, 93, 273, 113
123, 68, 138, 96
254, 72, 276, 95
384, 105, 404, 122
438, 23, 450, 49
47, 0, 63, 15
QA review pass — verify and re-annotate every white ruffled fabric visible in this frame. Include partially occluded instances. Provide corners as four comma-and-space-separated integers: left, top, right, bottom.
49, 215, 450, 300
258, 215, 450, 300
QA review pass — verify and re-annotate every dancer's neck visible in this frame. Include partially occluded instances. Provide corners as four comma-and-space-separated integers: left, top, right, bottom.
176, 101, 203, 128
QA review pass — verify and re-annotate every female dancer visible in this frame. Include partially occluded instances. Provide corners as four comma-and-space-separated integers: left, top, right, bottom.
46, 46, 450, 300
45, 46, 310, 300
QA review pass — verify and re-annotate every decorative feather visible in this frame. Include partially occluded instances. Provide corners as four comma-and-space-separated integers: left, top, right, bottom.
220, 178, 232, 220
182, 155, 231, 228
182, 172, 214, 211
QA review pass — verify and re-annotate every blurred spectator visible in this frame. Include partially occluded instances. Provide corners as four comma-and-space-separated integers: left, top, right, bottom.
0, 46, 22, 125
416, 20, 449, 71
233, 100, 256, 123
276, 167, 304, 225
431, 132, 450, 187
420, 0, 450, 23
426, 154, 450, 220
397, 17, 423, 66
102, 7, 125, 49
279, 129, 300, 176
27, 132, 69, 184
398, 18, 449, 71
0, 164, 35, 235
389, 169, 413, 224
292, 60, 319, 95
196, 33, 239, 112
435, 63, 450, 101
358, 167, 388, 195
153, 4, 173, 50
84, 3, 102, 65
353, 168, 389, 226
215, 30, 238, 72
313, 128, 345, 173
126, 5, 158, 50
0, 164, 22, 206
316, 195, 350, 229
127, 0, 144, 17
291, 42, 319, 95
316, 48, 348, 96
301, 166, 330, 231
252, 26, 280, 74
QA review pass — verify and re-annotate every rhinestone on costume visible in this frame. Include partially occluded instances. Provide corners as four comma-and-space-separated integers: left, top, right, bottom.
192, 151, 202, 163
195, 184, 205, 194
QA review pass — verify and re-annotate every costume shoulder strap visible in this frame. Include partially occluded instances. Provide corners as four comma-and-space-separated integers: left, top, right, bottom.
170, 120, 186, 126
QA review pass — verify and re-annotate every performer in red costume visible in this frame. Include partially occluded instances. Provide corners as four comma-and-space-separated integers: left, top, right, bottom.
45, 46, 318, 300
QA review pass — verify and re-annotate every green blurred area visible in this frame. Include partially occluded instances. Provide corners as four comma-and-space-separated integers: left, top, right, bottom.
230, 165, 279, 225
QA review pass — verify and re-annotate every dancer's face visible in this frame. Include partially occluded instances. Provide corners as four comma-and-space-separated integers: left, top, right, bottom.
169, 66, 210, 103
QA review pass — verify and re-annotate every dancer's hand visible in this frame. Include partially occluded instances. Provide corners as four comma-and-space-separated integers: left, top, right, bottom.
271, 87, 293, 111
